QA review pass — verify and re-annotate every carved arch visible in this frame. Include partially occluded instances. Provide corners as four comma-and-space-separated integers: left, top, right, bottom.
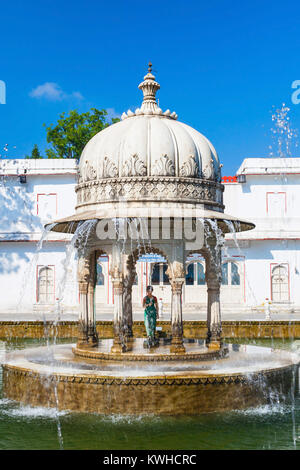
128, 245, 170, 272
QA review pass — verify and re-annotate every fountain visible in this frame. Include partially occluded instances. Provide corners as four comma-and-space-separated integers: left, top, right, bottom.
2, 65, 299, 415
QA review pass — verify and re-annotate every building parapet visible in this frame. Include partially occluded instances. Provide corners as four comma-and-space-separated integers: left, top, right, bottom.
0, 232, 72, 242
0, 158, 78, 176
236, 157, 300, 176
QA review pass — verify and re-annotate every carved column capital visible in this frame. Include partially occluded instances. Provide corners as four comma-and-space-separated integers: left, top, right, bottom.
109, 266, 123, 282
78, 281, 89, 295
110, 265, 124, 295
113, 282, 124, 296
170, 278, 185, 294
166, 261, 185, 281
77, 254, 91, 284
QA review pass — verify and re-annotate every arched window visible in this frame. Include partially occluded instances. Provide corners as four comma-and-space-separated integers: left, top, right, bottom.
221, 262, 229, 285
186, 263, 194, 285
96, 263, 105, 286
162, 264, 169, 285
231, 262, 240, 285
185, 262, 206, 286
222, 262, 240, 286
196, 262, 206, 285
271, 264, 289, 302
37, 266, 54, 304
151, 264, 160, 285
151, 263, 169, 285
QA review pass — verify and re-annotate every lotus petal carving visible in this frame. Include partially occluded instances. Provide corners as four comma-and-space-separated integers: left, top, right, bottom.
100, 157, 118, 178
81, 161, 97, 182
179, 155, 199, 178
122, 154, 147, 177
152, 154, 175, 176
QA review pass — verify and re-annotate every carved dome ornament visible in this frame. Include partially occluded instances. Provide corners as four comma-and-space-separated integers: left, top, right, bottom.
100, 156, 118, 179
74, 64, 225, 211
122, 154, 147, 177
46, 64, 255, 235
152, 154, 175, 177
179, 155, 199, 178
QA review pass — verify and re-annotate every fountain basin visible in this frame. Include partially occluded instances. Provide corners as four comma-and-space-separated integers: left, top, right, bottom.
73, 338, 228, 361
2, 342, 299, 415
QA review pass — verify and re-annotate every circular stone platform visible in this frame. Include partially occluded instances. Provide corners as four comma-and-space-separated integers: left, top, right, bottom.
2, 341, 299, 414
73, 338, 228, 361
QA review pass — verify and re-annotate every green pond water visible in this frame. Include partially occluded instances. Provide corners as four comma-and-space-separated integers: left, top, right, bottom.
0, 337, 299, 450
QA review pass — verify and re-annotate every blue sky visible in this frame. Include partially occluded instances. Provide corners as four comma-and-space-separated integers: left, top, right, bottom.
0, 0, 299, 174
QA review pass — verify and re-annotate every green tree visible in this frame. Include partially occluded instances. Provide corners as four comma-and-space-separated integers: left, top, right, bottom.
44, 108, 119, 160
25, 144, 42, 159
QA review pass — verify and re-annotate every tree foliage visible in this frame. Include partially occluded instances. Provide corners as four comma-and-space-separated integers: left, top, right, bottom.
44, 108, 119, 160
25, 144, 42, 159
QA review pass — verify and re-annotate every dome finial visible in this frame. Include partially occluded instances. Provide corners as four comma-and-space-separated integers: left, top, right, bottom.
138, 63, 160, 113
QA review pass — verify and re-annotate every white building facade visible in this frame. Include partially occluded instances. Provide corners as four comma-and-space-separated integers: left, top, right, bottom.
0, 157, 299, 316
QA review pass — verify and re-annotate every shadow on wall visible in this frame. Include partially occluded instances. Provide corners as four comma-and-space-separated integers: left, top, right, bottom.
0, 175, 42, 274
0, 250, 29, 275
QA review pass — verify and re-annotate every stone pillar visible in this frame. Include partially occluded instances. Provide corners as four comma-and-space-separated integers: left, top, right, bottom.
110, 265, 126, 353
123, 258, 136, 349
167, 262, 186, 354
204, 246, 222, 350
87, 252, 98, 346
77, 254, 90, 348
78, 280, 88, 347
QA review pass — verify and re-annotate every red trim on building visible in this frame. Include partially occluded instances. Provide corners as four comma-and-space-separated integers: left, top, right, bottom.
222, 176, 237, 183
266, 191, 287, 214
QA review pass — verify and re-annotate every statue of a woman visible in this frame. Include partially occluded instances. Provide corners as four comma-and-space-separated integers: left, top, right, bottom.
143, 285, 159, 348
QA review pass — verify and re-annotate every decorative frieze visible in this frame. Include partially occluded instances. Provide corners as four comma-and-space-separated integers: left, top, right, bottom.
76, 176, 224, 209
4, 363, 289, 385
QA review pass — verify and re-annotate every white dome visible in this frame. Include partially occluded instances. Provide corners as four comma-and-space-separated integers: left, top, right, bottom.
79, 66, 221, 183
79, 114, 221, 181
75, 65, 224, 214
48, 66, 255, 234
